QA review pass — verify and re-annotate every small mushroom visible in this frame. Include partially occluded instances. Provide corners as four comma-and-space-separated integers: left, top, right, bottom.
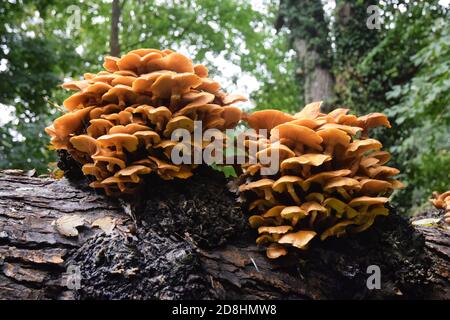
97, 133, 139, 154
317, 128, 350, 156
101, 176, 136, 193
349, 196, 389, 207
102, 85, 137, 107
278, 230, 317, 249
258, 225, 293, 235
266, 243, 288, 259
220, 106, 243, 130
197, 78, 221, 93
352, 205, 389, 233
91, 155, 126, 172
181, 91, 215, 107
358, 113, 391, 130
101, 110, 134, 125
45, 106, 94, 149
243, 109, 295, 132
114, 165, 152, 183
300, 202, 328, 226
271, 123, 323, 153
294, 101, 322, 119
272, 176, 308, 204
345, 139, 382, 158
239, 179, 276, 202
320, 220, 356, 240
281, 154, 332, 178
319, 123, 362, 136
262, 205, 286, 218
280, 206, 308, 225
248, 199, 277, 212
82, 163, 109, 181
109, 123, 150, 134
256, 143, 295, 164
151, 72, 202, 106
134, 130, 161, 150
145, 106, 172, 132
111, 75, 137, 87
288, 118, 327, 129
323, 177, 361, 200
117, 52, 142, 71
359, 178, 392, 195
103, 56, 119, 72
89, 104, 121, 120
367, 165, 400, 179
147, 156, 184, 180
368, 151, 391, 165
87, 119, 115, 138
248, 215, 267, 228
305, 169, 352, 185
62, 80, 90, 91
69, 135, 100, 156
163, 116, 195, 137
194, 64, 208, 77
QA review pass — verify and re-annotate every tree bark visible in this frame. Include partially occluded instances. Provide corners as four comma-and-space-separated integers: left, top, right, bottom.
293, 38, 335, 104
110, 0, 121, 56
276, 0, 335, 106
0, 170, 448, 300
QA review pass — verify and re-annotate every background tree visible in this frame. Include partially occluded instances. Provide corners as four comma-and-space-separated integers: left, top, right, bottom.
276, 0, 334, 107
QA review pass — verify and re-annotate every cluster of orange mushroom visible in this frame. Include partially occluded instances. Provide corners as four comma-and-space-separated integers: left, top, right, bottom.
45, 49, 244, 195
239, 102, 404, 259
429, 191, 450, 224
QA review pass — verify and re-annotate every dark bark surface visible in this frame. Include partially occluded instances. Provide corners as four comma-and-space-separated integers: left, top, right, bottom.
110, 0, 121, 56
0, 169, 448, 300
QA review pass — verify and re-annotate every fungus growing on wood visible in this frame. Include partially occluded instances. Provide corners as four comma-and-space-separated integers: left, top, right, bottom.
240, 102, 402, 258
429, 191, 450, 225
46, 48, 245, 195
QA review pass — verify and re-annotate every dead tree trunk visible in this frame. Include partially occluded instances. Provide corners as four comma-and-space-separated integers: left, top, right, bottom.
0, 169, 448, 300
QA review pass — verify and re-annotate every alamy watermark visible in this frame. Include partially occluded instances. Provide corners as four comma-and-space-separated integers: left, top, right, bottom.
65, 264, 81, 290
66, 5, 82, 36
366, 5, 381, 30
170, 122, 280, 175
366, 265, 381, 289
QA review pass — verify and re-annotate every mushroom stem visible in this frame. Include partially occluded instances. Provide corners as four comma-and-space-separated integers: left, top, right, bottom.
263, 188, 274, 202
115, 144, 123, 154
325, 145, 334, 155
170, 92, 181, 109
301, 165, 311, 178
287, 184, 301, 204
309, 211, 317, 228
294, 144, 304, 156
337, 187, 351, 201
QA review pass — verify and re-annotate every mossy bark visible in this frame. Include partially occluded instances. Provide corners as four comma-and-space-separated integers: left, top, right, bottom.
0, 169, 448, 300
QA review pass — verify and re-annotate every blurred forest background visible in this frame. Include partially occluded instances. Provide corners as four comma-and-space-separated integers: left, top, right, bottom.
0, 0, 448, 214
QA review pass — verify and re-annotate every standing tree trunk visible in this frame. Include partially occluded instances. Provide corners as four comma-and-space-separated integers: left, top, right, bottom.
293, 38, 334, 104
277, 0, 335, 106
110, 0, 121, 56
0, 169, 449, 300
332, 0, 381, 111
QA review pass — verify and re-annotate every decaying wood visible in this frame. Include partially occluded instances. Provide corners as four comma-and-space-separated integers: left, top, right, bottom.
0, 170, 448, 300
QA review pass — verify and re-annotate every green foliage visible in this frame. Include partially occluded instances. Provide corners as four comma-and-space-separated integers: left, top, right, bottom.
277, 0, 333, 68
385, 18, 450, 211
333, 0, 449, 212
210, 163, 237, 178
0, 1, 82, 172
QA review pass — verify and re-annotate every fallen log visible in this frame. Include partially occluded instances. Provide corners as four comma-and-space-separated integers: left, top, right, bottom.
0, 169, 448, 300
